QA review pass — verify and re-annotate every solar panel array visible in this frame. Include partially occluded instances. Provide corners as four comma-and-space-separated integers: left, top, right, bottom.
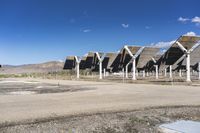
63, 35, 200, 74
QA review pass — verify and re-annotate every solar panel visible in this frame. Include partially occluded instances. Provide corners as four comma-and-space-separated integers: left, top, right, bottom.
119, 46, 141, 69
157, 35, 200, 71
83, 52, 104, 71
172, 43, 200, 70
63, 56, 76, 69
80, 56, 87, 69
171, 55, 185, 70
193, 63, 200, 71
145, 54, 162, 71
102, 52, 118, 71
172, 36, 200, 50
183, 44, 200, 66
92, 52, 104, 72
110, 53, 122, 72
136, 47, 160, 70
84, 52, 95, 69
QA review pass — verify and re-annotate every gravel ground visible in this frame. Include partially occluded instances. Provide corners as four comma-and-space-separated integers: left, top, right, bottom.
1, 78, 200, 133
0, 81, 94, 95
1, 106, 200, 133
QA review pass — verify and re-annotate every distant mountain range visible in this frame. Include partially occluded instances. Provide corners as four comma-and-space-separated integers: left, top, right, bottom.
0, 61, 64, 74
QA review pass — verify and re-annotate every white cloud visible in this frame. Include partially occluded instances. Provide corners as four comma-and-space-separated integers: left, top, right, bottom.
156, 49, 167, 55
192, 16, 200, 23
161, 49, 167, 53
82, 29, 91, 33
58, 60, 64, 62
84, 53, 88, 56
150, 40, 175, 49
121, 24, 129, 28
150, 40, 175, 55
178, 17, 190, 23
145, 26, 151, 29
184, 31, 196, 36
191, 16, 200, 26
83, 11, 89, 17
69, 18, 76, 23
150, 31, 197, 53
178, 16, 200, 27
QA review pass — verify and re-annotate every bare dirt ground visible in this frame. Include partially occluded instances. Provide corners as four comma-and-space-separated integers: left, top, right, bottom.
0, 78, 200, 132
1, 106, 200, 133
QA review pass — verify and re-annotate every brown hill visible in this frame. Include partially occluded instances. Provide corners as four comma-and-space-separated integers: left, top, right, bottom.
0, 61, 64, 74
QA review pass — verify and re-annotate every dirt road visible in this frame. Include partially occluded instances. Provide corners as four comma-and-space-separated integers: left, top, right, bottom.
0, 78, 200, 125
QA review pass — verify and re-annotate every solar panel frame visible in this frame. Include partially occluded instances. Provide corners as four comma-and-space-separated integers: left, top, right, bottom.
119, 46, 141, 69
157, 35, 200, 71
172, 43, 200, 70
182, 44, 200, 66
92, 52, 104, 72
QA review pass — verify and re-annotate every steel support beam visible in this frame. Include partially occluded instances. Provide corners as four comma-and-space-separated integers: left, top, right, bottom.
169, 65, 172, 79
155, 65, 158, 79
122, 68, 125, 78
124, 46, 144, 80
103, 68, 106, 78
186, 53, 191, 82
75, 56, 81, 79
179, 69, 182, 77
96, 52, 103, 80
76, 63, 80, 79
132, 58, 136, 80
164, 68, 167, 77
143, 70, 145, 78
125, 63, 129, 78
176, 41, 191, 82
199, 62, 200, 80
99, 61, 102, 79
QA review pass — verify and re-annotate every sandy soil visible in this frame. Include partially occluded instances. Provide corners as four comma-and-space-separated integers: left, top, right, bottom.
0, 78, 200, 132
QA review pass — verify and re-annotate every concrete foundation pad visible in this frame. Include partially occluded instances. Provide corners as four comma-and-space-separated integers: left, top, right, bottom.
159, 120, 200, 133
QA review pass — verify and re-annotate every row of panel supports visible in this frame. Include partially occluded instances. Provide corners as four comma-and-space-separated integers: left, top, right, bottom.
124, 62, 200, 81
75, 62, 200, 81
75, 55, 200, 82
125, 64, 159, 80
75, 61, 106, 79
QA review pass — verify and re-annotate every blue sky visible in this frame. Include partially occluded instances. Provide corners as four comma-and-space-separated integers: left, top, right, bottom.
0, 0, 200, 65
